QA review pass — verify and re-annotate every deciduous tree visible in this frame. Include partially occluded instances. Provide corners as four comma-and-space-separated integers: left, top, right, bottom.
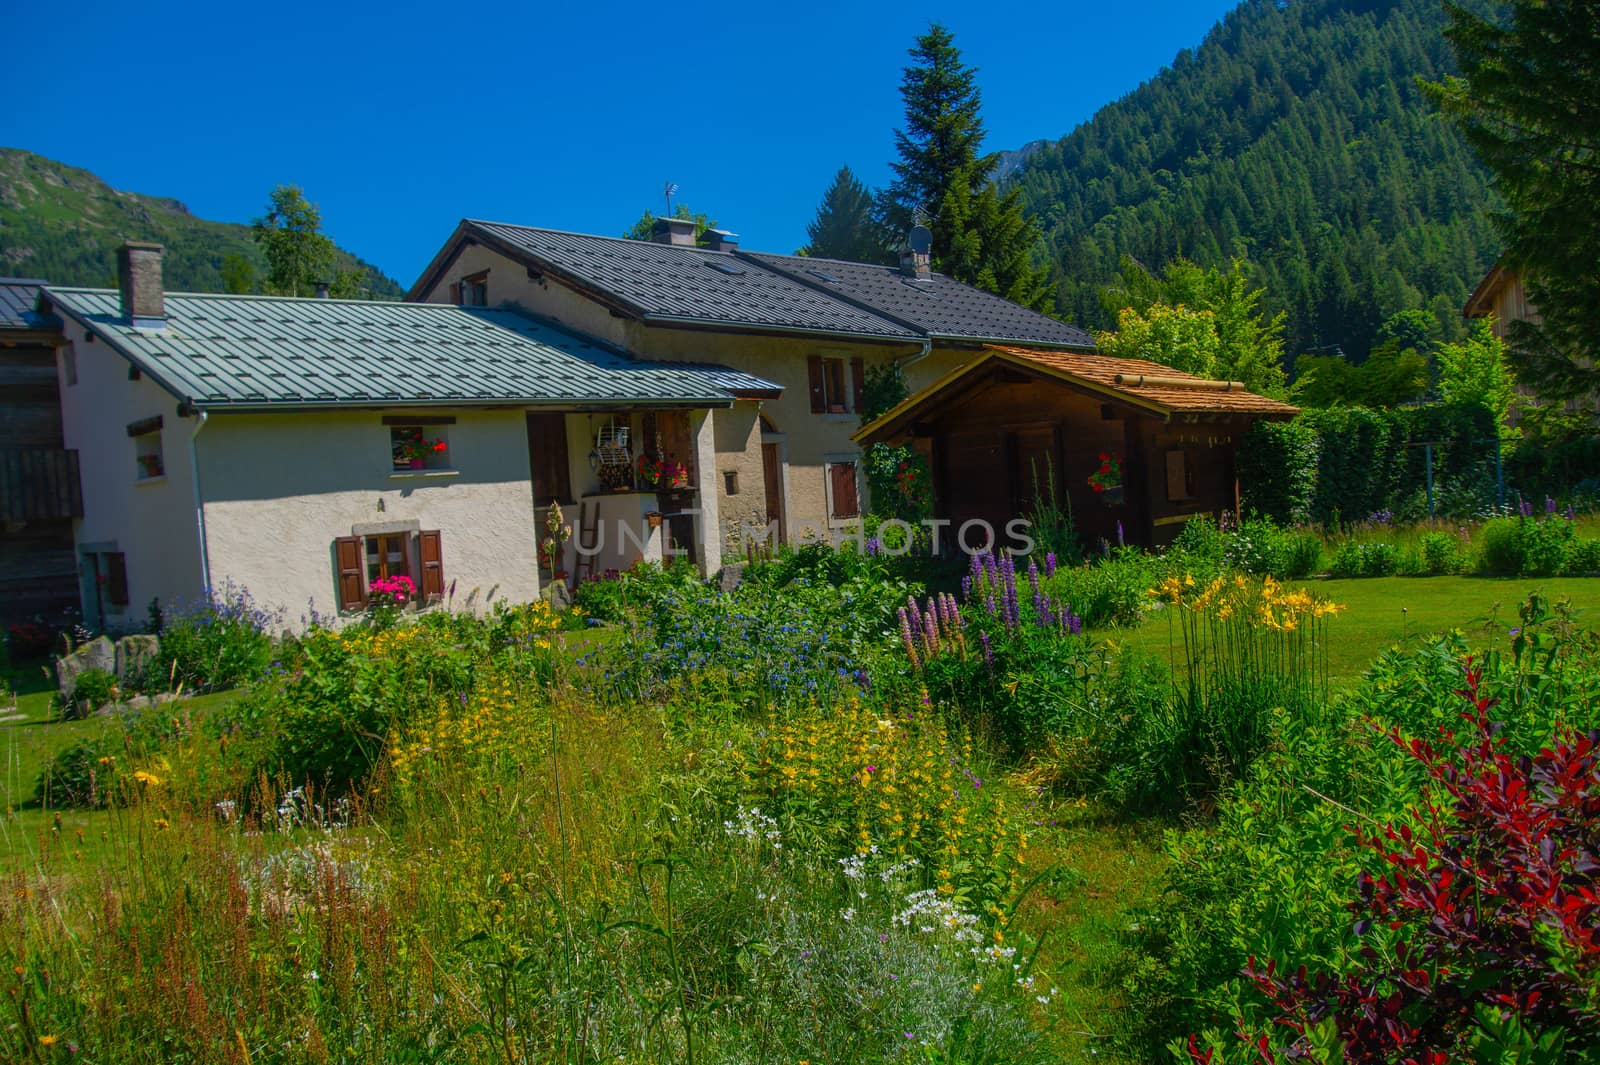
251, 185, 337, 298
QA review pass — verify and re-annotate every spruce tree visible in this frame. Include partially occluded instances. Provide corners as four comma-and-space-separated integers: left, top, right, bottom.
881, 23, 995, 257
800, 166, 889, 262
1424, 0, 1600, 403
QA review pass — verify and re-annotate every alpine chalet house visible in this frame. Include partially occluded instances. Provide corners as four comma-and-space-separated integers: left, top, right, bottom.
46, 243, 772, 628
407, 220, 1096, 554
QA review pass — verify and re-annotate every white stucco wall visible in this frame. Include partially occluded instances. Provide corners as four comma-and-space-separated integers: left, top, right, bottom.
54, 317, 204, 625
196, 408, 541, 624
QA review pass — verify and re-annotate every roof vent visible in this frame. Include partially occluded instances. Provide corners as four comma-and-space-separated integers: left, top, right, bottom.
118, 241, 166, 327
704, 228, 740, 253
650, 217, 698, 247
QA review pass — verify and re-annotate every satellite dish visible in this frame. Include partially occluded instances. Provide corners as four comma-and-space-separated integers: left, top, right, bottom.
908, 225, 933, 254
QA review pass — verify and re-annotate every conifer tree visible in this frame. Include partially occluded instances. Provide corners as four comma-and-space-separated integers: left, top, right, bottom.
800, 166, 888, 262
881, 24, 995, 258
1424, 0, 1600, 402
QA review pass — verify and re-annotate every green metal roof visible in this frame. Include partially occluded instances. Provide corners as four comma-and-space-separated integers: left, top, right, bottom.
43, 288, 761, 411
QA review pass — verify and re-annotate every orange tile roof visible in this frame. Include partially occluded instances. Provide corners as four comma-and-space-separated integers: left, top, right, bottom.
989, 345, 1299, 416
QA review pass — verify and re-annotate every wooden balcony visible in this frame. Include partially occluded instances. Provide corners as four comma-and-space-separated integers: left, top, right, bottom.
0, 448, 83, 522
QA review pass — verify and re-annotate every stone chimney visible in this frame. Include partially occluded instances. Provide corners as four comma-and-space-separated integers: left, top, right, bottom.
118, 242, 166, 324
704, 229, 740, 253
899, 246, 933, 281
315, 279, 331, 299
651, 216, 698, 247
899, 224, 934, 281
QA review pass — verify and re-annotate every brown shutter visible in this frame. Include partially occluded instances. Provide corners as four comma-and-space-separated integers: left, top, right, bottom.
851, 357, 867, 414
806, 355, 825, 414
830, 462, 859, 519
419, 530, 445, 602
106, 552, 129, 607
334, 536, 365, 610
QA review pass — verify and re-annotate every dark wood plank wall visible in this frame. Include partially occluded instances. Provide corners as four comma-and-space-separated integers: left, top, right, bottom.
921, 370, 1258, 550
927, 378, 1134, 549
1, 341, 82, 623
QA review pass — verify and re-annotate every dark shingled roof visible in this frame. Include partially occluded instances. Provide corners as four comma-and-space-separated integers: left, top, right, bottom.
0, 278, 57, 331
743, 253, 1096, 349
43, 288, 776, 411
451, 222, 920, 340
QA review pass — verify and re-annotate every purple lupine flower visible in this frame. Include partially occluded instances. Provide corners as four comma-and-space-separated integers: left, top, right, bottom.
907, 595, 923, 636
1045, 551, 1057, 578
866, 537, 881, 556
1027, 558, 1040, 593
1546, 496, 1558, 515
898, 607, 919, 669
1520, 499, 1534, 517
1069, 611, 1082, 635
1116, 519, 1124, 546
923, 609, 939, 657
961, 575, 973, 600
979, 630, 994, 671
1567, 503, 1577, 521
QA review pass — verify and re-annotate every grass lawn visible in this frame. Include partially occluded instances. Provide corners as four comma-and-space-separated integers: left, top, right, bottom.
1105, 575, 1600, 684
0, 662, 238, 866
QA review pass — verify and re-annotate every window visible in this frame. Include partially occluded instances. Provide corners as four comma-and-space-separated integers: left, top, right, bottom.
334, 530, 445, 611
128, 415, 164, 480
390, 425, 451, 471
827, 460, 860, 520
723, 470, 740, 495
454, 272, 488, 307
1166, 449, 1196, 502
808, 355, 867, 415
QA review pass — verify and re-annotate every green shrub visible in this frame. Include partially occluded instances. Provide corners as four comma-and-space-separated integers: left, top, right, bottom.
1478, 516, 1575, 576
69, 667, 117, 715
1565, 536, 1600, 574
36, 705, 194, 807
1417, 531, 1467, 575
1328, 541, 1400, 578
1042, 549, 1155, 629
154, 583, 279, 692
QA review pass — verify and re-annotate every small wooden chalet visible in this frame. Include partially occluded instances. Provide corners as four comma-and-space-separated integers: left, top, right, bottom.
855, 345, 1297, 550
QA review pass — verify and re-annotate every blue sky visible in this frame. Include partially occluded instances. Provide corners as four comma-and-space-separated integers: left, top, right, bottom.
1, 0, 1238, 287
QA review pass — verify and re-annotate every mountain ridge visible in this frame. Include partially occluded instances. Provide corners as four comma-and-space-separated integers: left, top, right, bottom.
0, 149, 403, 298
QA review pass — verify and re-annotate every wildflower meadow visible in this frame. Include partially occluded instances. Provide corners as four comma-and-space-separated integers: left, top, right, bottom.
3, 514, 1599, 1064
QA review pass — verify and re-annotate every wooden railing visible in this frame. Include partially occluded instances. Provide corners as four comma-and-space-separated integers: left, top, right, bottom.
0, 448, 83, 522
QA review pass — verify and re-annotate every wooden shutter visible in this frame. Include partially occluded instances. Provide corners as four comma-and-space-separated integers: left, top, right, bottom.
829, 462, 859, 519
418, 530, 445, 602
806, 355, 825, 413
526, 412, 572, 504
334, 536, 365, 610
851, 357, 866, 414
105, 552, 129, 607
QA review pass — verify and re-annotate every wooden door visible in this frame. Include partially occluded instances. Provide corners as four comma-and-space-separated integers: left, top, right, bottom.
761, 442, 785, 543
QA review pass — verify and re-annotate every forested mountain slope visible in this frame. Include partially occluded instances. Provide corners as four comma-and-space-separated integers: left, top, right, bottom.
0, 149, 401, 297
1013, 0, 1498, 360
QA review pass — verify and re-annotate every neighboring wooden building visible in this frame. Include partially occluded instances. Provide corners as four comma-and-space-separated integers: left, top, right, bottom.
1464, 262, 1541, 339
855, 346, 1297, 550
0, 278, 81, 626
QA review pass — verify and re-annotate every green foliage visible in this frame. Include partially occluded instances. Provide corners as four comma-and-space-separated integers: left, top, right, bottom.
252, 185, 340, 297
937, 164, 1053, 311
859, 360, 911, 422
1240, 403, 1498, 526
1098, 256, 1288, 395
1293, 338, 1430, 408
1329, 540, 1401, 578
1096, 303, 1221, 377
0, 150, 400, 296
800, 165, 889, 262
1477, 515, 1575, 577
1425, 0, 1600, 403
36, 704, 191, 807
1017, 0, 1499, 362
1022, 457, 1080, 565
68, 668, 116, 714
862, 442, 933, 525
1418, 531, 1468, 575
1042, 550, 1155, 629
1437, 315, 1517, 435
881, 23, 994, 252
154, 585, 278, 692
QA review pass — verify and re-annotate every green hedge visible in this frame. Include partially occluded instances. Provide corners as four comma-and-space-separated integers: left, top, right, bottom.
1239, 403, 1496, 525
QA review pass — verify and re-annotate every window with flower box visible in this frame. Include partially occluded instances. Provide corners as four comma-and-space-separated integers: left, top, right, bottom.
128, 415, 164, 481
388, 424, 452, 472
333, 529, 445, 611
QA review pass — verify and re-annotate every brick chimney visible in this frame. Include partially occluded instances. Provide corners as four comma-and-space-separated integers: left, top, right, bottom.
651, 216, 698, 247
117, 242, 166, 325
900, 224, 933, 281
704, 229, 740, 253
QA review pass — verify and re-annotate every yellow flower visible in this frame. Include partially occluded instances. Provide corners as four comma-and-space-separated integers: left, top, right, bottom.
38, 1034, 58, 1047
132, 770, 162, 788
